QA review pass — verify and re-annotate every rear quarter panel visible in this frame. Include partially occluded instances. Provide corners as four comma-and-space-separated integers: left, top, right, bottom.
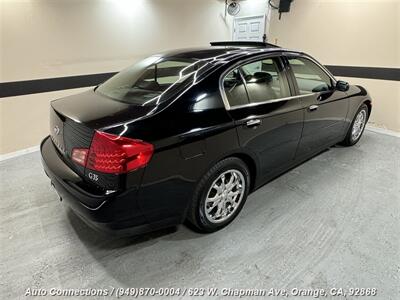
106, 72, 248, 224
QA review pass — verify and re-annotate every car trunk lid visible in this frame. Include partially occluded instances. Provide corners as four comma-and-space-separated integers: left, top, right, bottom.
49, 90, 158, 191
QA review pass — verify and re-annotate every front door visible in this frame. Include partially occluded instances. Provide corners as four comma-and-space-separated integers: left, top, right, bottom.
285, 56, 349, 158
223, 56, 303, 182
233, 15, 265, 41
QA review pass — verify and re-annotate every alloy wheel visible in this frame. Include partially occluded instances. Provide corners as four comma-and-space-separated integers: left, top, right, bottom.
204, 169, 245, 224
351, 109, 367, 141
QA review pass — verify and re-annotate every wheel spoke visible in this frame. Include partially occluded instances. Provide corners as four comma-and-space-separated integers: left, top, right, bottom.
206, 200, 219, 213
212, 180, 223, 193
229, 190, 240, 200
228, 174, 239, 191
215, 202, 224, 218
227, 173, 234, 185
206, 194, 220, 203
221, 174, 226, 188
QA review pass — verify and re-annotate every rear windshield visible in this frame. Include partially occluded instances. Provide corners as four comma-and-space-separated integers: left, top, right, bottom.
96, 56, 206, 105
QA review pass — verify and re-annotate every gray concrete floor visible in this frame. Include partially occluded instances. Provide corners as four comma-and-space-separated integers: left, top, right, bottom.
1, 130, 399, 300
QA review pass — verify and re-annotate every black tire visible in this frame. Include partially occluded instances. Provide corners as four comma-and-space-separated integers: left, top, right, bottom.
187, 157, 250, 233
341, 104, 369, 146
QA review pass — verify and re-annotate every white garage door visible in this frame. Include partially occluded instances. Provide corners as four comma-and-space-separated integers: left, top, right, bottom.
233, 15, 266, 41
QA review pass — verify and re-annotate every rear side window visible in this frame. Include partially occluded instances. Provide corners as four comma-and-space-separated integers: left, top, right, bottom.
240, 58, 290, 103
223, 69, 249, 107
96, 56, 205, 105
145, 61, 186, 85
288, 57, 333, 94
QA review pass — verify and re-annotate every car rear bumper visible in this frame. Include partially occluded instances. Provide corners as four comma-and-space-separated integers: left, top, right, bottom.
40, 136, 177, 236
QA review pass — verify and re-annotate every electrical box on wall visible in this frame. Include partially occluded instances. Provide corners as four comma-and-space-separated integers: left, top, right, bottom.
279, 0, 293, 13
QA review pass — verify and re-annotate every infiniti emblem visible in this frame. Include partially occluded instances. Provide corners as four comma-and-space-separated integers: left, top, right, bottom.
53, 125, 60, 135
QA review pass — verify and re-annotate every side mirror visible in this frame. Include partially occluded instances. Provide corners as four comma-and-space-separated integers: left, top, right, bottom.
336, 80, 349, 92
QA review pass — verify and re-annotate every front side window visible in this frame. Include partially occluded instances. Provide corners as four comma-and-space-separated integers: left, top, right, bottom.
240, 58, 290, 103
96, 56, 205, 105
288, 57, 333, 94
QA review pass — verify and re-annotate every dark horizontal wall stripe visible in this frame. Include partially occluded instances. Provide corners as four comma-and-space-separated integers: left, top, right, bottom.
0, 72, 117, 98
326, 65, 400, 81
1, 66, 399, 98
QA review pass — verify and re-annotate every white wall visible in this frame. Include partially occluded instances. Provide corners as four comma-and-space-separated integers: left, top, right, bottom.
237, 0, 270, 17
0, 0, 234, 82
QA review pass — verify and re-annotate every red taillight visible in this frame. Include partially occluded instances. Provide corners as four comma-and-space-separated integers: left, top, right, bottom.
71, 148, 88, 167
72, 131, 154, 174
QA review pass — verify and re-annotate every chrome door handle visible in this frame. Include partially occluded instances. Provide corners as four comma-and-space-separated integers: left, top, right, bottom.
246, 119, 261, 127
309, 105, 319, 112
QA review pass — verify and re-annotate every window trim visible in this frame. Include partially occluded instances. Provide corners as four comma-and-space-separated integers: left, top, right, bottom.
224, 93, 314, 110
220, 53, 315, 110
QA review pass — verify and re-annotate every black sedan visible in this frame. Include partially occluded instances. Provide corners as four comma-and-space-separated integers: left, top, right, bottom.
41, 41, 372, 234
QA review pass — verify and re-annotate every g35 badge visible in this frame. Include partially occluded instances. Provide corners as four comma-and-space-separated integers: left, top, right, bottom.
88, 172, 99, 181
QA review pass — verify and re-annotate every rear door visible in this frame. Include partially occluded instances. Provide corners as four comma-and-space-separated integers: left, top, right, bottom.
223, 55, 304, 181
285, 55, 349, 158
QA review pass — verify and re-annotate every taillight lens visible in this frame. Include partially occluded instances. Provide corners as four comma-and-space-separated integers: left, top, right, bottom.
72, 131, 154, 174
